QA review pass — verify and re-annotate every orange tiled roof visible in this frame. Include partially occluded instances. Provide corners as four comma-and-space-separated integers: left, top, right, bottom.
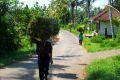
91, 7, 120, 21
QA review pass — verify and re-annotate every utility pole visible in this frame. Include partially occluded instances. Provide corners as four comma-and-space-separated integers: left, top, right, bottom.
109, 0, 115, 38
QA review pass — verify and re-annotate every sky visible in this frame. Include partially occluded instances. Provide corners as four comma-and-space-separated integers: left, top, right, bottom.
19, 0, 108, 8
19, 0, 51, 7
93, 0, 108, 8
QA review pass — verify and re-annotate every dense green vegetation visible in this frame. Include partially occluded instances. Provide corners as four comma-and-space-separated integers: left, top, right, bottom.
0, 44, 35, 68
0, 0, 120, 69
48, 1, 120, 80
0, 1, 33, 67
83, 28, 120, 52
0, 0, 60, 67
86, 55, 120, 80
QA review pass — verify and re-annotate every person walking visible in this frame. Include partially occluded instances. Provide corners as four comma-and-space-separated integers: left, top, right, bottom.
32, 38, 53, 80
79, 32, 83, 45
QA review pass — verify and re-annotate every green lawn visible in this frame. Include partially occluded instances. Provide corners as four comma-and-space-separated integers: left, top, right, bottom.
86, 55, 120, 80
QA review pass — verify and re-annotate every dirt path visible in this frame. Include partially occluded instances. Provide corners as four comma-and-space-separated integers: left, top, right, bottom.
0, 30, 120, 80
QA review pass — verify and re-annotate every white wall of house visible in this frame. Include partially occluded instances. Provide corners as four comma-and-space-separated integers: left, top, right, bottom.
98, 21, 117, 36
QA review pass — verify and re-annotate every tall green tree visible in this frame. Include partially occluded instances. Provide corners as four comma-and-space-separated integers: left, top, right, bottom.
48, 0, 71, 23
0, 0, 19, 55
113, 0, 120, 10
92, 7, 102, 16
80, 0, 96, 18
80, 0, 96, 31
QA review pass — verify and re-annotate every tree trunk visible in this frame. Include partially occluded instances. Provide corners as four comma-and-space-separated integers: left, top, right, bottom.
109, 0, 115, 38
87, 0, 91, 32
71, 1, 75, 30
75, 0, 77, 24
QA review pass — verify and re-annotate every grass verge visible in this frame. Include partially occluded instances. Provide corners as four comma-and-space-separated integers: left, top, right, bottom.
86, 55, 120, 80
0, 46, 35, 68
83, 37, 120, 53
63, 28, 120, 52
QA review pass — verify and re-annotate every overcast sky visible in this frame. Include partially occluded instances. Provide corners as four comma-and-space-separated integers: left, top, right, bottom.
19, 0, 108, 8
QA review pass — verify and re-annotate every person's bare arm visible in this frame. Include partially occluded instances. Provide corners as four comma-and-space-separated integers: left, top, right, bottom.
49, 52, 53, 64
48, 42, 53, 64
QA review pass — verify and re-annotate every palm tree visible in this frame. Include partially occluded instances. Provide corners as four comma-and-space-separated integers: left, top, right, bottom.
82, 0, 96, 31
81, 0, 96, 18
113, 0, 120, 10
71, 0, 75, 29
70, 0, 81, 28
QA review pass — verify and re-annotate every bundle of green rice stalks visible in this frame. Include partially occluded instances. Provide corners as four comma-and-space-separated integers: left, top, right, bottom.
28, 17, 60, 41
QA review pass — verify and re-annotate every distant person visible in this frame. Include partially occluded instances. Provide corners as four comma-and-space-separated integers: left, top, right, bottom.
32, 38, 53, 80
92, 31, 98, 36
79, 32, 83, 45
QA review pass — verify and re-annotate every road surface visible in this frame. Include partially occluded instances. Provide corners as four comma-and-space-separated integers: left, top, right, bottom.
1, 30, 120, 80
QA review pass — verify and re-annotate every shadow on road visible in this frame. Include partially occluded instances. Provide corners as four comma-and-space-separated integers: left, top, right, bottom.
53, 57, 66, 60
78, 63, 88, 66
1, 55, 38, 80
51, 73, 78, 79
50, 64, 69, 70
8, 56, 37, 68
56, 54, 82, 58
49, 63, 79, 80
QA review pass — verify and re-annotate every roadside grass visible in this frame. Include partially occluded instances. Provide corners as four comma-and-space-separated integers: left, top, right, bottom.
70, 28, 120, 53
71, 29, 79, 36
65, 28, 111, 52
0, 37, 36, 68
0, 46, 35, 68
83, 37, 108, 52
83, 37, 120, 53
63, 28, 120, 53
86, 55, 120, 80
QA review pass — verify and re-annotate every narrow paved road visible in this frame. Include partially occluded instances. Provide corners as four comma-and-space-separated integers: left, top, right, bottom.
48, 30, 89, 80
1, 30, 120, 80
0, 30, 88, 80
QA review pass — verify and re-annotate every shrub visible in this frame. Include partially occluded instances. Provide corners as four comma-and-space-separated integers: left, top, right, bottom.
100, 39, 118, 47
90, 35, 105, 43
100, 40, 108, 47
107, 40, 118, 47
65, 23, 72, 30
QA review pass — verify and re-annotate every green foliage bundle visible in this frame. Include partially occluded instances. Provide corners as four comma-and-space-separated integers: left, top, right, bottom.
76, 24, 85, 32
28, 17, 60, 41
90, 35, 105, 43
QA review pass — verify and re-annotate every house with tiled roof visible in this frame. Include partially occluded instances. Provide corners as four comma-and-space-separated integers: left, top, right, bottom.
91, 6, 120, 37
